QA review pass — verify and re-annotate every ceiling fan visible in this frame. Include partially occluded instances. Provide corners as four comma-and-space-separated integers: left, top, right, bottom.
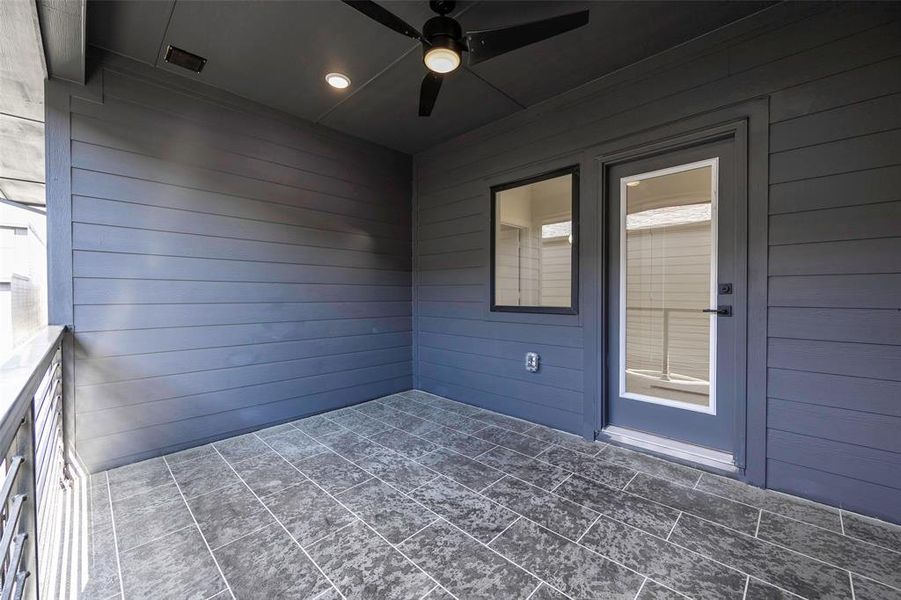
342, 0, 590, 116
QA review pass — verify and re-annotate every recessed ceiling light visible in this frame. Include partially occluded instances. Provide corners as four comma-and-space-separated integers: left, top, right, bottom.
325, 72, 351, 89
626, 181, 641, 187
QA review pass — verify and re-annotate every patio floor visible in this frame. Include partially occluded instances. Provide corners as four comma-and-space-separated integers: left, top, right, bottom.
76, 390, 900, 600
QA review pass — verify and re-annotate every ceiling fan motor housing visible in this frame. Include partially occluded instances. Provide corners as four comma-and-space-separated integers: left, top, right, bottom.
422, 15, 465, 56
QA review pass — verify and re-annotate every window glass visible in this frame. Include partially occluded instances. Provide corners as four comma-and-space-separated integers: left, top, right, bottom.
492, 169, 577, 312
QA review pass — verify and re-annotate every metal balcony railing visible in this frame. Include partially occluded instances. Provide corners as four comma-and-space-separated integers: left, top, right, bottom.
0, 326, 70, 600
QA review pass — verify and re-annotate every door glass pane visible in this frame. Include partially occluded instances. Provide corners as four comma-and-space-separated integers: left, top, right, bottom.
621, 162, 716, 412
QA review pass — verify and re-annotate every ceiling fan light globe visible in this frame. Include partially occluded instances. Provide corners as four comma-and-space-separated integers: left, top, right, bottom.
424, 47, 460, 73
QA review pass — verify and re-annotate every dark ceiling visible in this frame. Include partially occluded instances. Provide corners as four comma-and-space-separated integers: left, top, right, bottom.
88, 0, 771, 154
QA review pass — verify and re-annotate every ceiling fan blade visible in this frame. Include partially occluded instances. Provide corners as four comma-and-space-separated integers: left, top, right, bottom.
466, 10, 589, 66
342, 0, 423, 41
419, 72, 443, 117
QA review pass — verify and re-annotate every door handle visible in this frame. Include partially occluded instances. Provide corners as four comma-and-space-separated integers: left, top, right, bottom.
702, 305, 732, 316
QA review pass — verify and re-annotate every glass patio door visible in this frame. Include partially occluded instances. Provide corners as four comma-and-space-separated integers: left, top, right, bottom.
606, 139, 739, 452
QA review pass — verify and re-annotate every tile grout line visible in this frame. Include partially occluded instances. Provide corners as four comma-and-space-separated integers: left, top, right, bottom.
486, 516, 522, 546
398, 516, 443, 547
754, 510, 763, 538
632, 577, 648, 600
621, 471, 640, 491
740, 575, 750, 600
575, 514, 601, 544
256, 439, 461, 600
666, 512, 682, 542
849, 571, 856, 600
208, 445, 351, 600
417, 584, 439, 600
550, 472, 573, 493
303, 519, 360, 551
523, 581, 544, 600
839, 509, 846, 535
104, 475, 127, 600
693, 472, 703, 489
162, 457, 236, 600
117, 523, 195, 555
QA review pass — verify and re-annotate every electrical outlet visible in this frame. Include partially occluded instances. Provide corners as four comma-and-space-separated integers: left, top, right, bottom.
525, 352, 540, 373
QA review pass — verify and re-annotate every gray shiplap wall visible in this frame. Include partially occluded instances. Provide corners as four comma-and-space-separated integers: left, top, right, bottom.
413, 3, 901, 521
51, 52, 412, 471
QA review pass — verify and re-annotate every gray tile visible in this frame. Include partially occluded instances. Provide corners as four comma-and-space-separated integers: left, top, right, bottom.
482, 476, 598, 540
352, 400, 398, 421
417, 447, 504, 491
107, 457, 172, 501
81, 519, 121, 600
476, 446, 570, 491
408, 476, 519, 544
399, 519, 538, 600
254, 422, 297, 440
530, 583, 569, 599
214, 522, 330, 599
843, 511, 901, 553
337, 478, 436, 544
326, 410, 392, 437
263, 428, 326, 463
422, 586, 457, 599
627, 473, 760, 534
580, 516, 747, 599
231, 450, 306, 497
168, 452, 239, 498
381, 408, 438, 435
491, 518, 644, 600
697, 473, 842, 532
354, 449, 438, 492
599, 445, 701, 487
670, 513, 851, 599
423, 425, 497, 458
420, 394, 485, 418
637, 580, 686, 600
851, 575, 901, 600
522, 424, 604, 456
318, 429, 382, 461
313, 588, 344, 600
213, 433, 270, 463
381, 395, 429, 415
475, 411, 536, 433
368, 427, 438, 459
473, 426, 552, 457
757, 512, 901, 589
292, 414, 346, 438
744, 579, 803, 600
309, 520, 433, 600
263, 479, 356, 548
186, 482, 274, 549
296, 450, 371, 494
555, 474, 679, 538
422, 407, 489, 434
120, 526, 224, 600
111, 481, 193, 551
90, 478, 113, 533
166, 444, 217, 465
538, 445, 636, 489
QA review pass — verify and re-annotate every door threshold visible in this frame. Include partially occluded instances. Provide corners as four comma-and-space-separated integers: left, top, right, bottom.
599, 426, 737, 474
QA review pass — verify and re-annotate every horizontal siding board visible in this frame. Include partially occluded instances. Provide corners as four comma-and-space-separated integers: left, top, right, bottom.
767, 429, 901, 491
77, 375, 411, 471
769, 164, 901, 214
419, 376, 581, 434
769, 274, 901, 309
767, 307, 901, 344
75, 301, 411, 332
75, 317, 411, 358
73, 251, 410, 286
76, 361, 412, 439
769, 128, 901, 184
769, 201, 901, 245
767, 459, 901, 523
75, 332, 412, 386
417, 267, 483, 286
73, 223, 411, 271
768, 338, 901, 381
418, 316, 582, 347
418, 346, 583, 392
768, 238, 901, 276
767, 368, 901, 418
770, 91, 901, 152
77, 347, 411, 413
72, 195, 410, 255
418, 332, 582, 369
768, 398, 901, 454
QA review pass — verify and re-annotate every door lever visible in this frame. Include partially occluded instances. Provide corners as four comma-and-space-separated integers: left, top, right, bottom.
702, 305, 732, 316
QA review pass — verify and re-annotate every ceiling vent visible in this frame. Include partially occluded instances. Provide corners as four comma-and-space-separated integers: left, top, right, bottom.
164, 45, 207, 73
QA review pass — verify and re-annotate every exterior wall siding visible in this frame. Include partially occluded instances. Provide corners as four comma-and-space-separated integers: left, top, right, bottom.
47, 52, 412, 471
412, 3, 901, 522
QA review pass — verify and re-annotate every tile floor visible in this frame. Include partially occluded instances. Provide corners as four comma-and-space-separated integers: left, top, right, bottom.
80, 390, 901, 600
